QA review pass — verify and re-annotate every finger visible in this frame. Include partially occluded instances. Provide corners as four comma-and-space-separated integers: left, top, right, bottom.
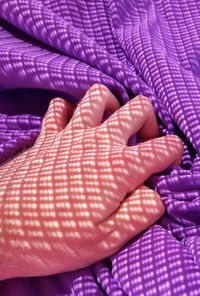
99, 95, 159, 145
121, 135, 184, 192
69, 84, 120, 130
97, 185, 165, 253
39, 98, 75, 140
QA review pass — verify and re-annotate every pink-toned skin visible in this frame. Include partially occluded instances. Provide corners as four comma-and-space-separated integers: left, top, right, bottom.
0, 84, 183, 280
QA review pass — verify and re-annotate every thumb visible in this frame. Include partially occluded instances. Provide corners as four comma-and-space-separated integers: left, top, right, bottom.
97, 185, 164, 254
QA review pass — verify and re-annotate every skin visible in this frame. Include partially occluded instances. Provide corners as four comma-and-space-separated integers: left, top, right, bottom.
0, 84, 183, 280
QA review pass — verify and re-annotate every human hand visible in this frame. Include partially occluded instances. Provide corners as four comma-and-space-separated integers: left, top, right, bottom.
0, 84, 183, 279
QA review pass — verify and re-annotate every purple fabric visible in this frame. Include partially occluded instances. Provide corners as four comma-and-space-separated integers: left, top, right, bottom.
0, 0, 200, 295
0, 113, 41, 165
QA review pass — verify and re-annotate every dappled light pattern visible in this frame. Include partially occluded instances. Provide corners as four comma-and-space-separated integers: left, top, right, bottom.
0, 84, 183, 280
182, 236, 200, 270
93, 261, 126, 296
153, 172, 200, 239
1, 0, 200, 295
111, 224, 200, 295
0, 0, 173, 127
0, 114, 41, 165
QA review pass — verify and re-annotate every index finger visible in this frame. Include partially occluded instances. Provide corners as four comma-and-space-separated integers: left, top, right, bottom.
99, 95, 159, 145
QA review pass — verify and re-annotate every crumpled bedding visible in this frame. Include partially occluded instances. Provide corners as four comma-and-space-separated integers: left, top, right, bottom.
0, 0, 200, 295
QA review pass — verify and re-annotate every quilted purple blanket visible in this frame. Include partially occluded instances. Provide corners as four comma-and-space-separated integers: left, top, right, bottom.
0, 0, 200, 295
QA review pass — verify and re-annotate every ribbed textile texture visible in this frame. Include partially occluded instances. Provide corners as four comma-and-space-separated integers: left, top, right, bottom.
0, 0, 200, 295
